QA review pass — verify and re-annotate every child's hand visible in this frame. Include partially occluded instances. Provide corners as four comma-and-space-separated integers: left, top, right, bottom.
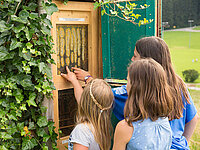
72, 67, 91, 81
61, 66, 77, 84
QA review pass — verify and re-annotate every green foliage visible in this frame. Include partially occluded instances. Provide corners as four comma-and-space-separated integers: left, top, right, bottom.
162, 0, 200, 28
182, 69, 199, 82
0, 0, 58, 149
94, 0, 154, 26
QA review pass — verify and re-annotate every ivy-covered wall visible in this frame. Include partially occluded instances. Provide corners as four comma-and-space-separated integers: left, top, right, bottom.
0, 0, 59, 149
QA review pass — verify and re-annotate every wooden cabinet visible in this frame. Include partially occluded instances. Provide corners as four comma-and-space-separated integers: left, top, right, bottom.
51, 1, 101, 149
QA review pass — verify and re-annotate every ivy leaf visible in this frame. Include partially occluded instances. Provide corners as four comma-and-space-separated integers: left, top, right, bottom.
17, 122, 24, 131
0, 37, 6, 46
93, 2, 100, 10
22, 137, 37, 150
24, 27, 34, 41
43, 134, 50, 142
0, 46, 9, 61
0, 20, 9, 32
19, 50, 31, 61
43, 66, 52, 78
7, 113, 17, 121
13, 89, 24, 103
43, 18, 52, 28
28, 122, 35, 130
10, 39, 22, 50
48, 121, 56, 136
13, 24, 25, 33
37, 116, 48, 127
41, 25, 51, 35
44, 3, 58, 15
29, 13, 38, 20
27, 3, 38, 11
0, 145, 8, 150
63, 0, 68, 5
36, 128, 46, 137
0, 132, 13, 140
26, 42, 33, 49
43, 146, 48, 150
20, 104, 27, 111
19, 10, 29, 22
19, 75, 34, 90
11, 15, 27, 24
26, 92, 37, 107
38, 62, 45, 73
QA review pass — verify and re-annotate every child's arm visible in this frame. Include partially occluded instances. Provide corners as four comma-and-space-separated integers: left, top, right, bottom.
72, 67, 93, 84
183, 113, 199, 142
61, 66, 83, 104
73, 143, 88, 150
112, 120, 133, 150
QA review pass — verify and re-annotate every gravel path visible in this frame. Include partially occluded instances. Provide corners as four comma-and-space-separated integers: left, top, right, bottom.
187, 83, 200, 90
165, 27, 200, 32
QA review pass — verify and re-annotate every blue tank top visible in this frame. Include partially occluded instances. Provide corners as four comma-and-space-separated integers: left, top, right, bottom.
126, 117, 172, 150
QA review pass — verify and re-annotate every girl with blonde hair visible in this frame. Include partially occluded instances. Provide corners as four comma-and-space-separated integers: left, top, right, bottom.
61, 66, 113, 150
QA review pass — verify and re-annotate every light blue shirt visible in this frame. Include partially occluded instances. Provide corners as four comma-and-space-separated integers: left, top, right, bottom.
126, 117, 172, 150
112, 85, 197, 149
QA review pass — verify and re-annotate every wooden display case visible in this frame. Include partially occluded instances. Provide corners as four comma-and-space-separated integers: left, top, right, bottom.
51, 1, 101, 149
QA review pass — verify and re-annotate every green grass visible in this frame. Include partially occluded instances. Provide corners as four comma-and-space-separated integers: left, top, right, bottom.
193, 26, 200, 30
163, 31, 200, 83
163, 31, 200, 149
188, 90, 200, 149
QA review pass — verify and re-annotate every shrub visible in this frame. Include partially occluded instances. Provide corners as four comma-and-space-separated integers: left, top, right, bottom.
182, 69, 199, 82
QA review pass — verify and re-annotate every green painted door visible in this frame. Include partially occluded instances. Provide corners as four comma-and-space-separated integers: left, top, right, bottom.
102, 0, 156, 80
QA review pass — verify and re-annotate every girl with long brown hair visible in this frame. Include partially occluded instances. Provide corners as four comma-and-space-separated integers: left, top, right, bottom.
61, 66, 113, 150
134, 37, 198, 149
113, 58, 173, 149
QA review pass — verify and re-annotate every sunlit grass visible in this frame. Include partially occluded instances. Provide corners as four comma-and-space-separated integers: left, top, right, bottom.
193, 26, 200, 30
188, 90, 200, 149
163, 31, 200, 83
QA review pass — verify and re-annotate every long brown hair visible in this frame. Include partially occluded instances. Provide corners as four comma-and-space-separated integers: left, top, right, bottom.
77, 79, 114, 150
124, 59, 173, 125
135, 36, 189, 120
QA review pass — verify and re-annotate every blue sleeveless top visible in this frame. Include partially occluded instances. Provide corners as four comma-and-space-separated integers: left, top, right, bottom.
126, 117, 172, 150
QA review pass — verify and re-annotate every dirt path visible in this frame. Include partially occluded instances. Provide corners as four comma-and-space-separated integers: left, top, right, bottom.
165, 27, 200, 32
187, 83, 200, 90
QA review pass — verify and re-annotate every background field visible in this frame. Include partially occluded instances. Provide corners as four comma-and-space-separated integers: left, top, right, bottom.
163, 31, 200, 149
163, 31, 200, 83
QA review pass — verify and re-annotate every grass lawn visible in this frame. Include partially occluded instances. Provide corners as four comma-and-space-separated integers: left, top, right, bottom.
163, 31, 200, 83
188, 89, 200, 149
163, 31, 200, 149
193, 26, 200, 30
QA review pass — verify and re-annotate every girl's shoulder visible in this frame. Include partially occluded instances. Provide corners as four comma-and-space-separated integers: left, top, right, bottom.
115, 120, 133, 142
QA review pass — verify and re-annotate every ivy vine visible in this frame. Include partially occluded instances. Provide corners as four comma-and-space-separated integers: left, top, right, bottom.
0, 0, 58, 149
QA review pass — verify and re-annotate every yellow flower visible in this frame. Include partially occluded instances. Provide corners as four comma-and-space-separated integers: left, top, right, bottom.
24, 126, 29, 135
